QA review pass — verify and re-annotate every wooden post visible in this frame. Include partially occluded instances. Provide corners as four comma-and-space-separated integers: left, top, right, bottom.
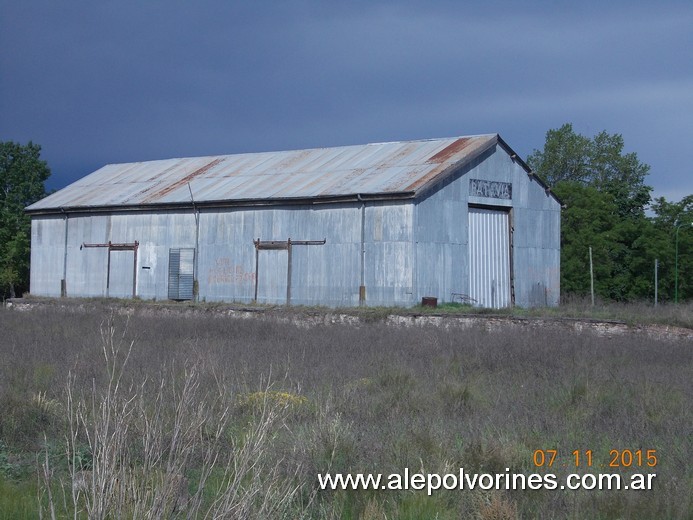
106, 242, 112, 296
132, 242, 138, 299
286, 238, 292, 305
254, 238, 259, 303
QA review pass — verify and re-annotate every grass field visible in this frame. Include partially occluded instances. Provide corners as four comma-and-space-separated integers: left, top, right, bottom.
0, 304, 690, 519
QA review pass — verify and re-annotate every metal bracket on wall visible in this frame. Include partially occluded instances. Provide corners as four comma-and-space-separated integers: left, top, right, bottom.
80, 241, 139, 298
253, 238, 326, 305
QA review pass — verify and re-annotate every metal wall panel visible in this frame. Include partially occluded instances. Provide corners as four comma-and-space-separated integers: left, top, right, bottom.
363, 202, 414, 305
30, 217, 66, 297
29, 212, 196, 299
108, 250, 135, 298
255, 249, 288, 304
198, 204, 363, 306
468, 207, 511, 308
414, 170, 468, 302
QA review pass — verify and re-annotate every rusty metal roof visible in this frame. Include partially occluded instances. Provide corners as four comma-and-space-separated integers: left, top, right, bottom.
28, 134, 507, 212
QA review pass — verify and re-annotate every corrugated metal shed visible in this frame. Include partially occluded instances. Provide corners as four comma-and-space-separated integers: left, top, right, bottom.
27, 135, 509, 212
27, 132, 562, 309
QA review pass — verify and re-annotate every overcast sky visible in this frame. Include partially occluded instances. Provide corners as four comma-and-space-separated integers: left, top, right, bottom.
1, 1, 692, 203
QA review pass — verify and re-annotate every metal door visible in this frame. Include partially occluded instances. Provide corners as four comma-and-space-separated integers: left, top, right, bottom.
468, 207, 511, 308
168, 248, 195, 300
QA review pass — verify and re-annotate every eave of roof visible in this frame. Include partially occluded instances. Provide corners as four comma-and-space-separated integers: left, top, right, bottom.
25, 191, 416, 216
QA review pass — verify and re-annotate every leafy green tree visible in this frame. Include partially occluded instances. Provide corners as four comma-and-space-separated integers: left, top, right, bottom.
527, 124, 593, 186
528, 123, 652, 218
551, 181, 656, 300
550, 182, 610, 295
0, 141, 50, 298
528, 124, 656, 301
649, 195, 693, 301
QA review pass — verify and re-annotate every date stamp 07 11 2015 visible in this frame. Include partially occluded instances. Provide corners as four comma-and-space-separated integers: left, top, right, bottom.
532, 449, 658, 469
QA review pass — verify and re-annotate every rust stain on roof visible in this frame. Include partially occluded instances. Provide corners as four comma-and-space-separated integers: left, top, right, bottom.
125, 162, 185, 202
267, 148, 315, 173
407, 137, 491, 191
426, 138, 472, 163
142, 157, 225, 203
321, 167, 368, 194
401, 163, 451, 192
377, 142, 420, 167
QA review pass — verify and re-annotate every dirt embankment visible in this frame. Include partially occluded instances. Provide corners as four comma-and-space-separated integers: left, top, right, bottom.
5, 297, 692, 342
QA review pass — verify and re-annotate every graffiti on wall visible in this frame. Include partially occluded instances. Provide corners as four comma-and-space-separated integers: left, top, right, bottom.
207, 257, 256, 285
469, 179, 512, 200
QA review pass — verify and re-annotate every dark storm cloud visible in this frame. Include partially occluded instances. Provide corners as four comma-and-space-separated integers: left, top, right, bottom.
1, 0, 692, 201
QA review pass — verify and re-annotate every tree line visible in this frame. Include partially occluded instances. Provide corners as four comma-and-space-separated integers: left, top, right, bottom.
1, 142, 50, 299
527, 124, 692, 302
1, 127, 691, 302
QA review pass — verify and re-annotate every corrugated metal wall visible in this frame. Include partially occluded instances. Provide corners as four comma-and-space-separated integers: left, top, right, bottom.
30, 203, 415, 307
199, 204, 365, 306
468, 207, 511, 308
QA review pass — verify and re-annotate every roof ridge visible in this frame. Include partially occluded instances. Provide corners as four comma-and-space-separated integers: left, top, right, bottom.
106, 134, 499, 166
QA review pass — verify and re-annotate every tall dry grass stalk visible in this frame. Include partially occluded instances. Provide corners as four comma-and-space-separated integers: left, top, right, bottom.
41, 318, 309, 519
